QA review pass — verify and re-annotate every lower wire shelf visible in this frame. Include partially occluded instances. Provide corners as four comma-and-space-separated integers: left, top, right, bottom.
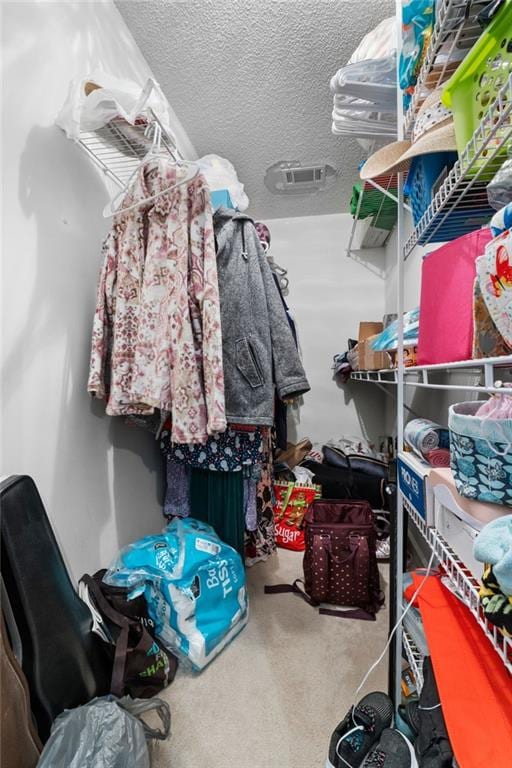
402, 629, 424, 692
402, 495, 512, 675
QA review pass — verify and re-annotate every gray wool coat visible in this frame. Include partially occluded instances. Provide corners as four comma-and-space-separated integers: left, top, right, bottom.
213, 208, 310, 425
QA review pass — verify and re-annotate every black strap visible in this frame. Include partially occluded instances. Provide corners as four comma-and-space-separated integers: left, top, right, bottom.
264, 579, 319, 607
265, 578, 377, 620
319, 606, 376, 621
81, 574, 131, 696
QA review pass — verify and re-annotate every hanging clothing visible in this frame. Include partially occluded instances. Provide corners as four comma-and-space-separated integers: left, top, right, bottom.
190, 469, 245, 557
163, 457, 190, 518
88, 160, 226, 444
160, 423, 265, 472
213, 207, 310, 426
245, 433, 277, 566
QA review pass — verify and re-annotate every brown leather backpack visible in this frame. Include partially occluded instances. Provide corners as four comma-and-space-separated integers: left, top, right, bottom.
266, 499, 384, 621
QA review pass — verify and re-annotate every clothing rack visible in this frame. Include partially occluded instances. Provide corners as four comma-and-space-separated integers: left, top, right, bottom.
75, 109, 181, 189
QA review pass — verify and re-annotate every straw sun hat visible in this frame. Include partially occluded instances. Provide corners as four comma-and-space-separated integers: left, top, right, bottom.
360, 89, 458, 180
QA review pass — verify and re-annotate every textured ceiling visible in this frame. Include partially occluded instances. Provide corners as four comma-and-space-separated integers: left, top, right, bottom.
116, 0, 394, 220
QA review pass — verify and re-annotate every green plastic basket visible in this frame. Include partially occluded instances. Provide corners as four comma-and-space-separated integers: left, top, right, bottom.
442, 0, 512, 159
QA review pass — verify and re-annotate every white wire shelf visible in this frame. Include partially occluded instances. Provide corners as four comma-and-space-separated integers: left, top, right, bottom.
75, 109, 180, 189
404, 0, 489, 134
404, 73, 512, 256
351, 354, 512, 393
346, 172, 407, 259
351, 368, 397, 383
403, 495, 512, 675
402, 629, 425, 692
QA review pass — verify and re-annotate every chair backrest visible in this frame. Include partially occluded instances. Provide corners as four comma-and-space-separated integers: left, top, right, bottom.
0, 475, 109, 741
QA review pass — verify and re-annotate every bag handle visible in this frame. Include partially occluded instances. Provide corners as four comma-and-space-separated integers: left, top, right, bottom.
281, 483, 295, 511
118, 696, 171, 741
81, 574, 132, 697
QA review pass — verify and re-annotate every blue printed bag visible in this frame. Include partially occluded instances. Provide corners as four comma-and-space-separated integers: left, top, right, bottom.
104, 518, 248, 671
449, 402, 512, 507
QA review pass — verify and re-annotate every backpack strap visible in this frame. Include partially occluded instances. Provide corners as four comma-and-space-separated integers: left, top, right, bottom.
264, 579, 319, 607
81, 574, 131, 697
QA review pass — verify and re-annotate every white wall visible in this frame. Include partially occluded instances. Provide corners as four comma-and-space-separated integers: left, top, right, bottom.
268, 214, 388, 447
1, 0, 196, 581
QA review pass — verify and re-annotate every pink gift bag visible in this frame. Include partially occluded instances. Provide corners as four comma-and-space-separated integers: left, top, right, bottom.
417, 229, 493, 365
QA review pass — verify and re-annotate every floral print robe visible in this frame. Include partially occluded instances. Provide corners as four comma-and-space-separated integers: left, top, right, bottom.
88, 160, 226, 443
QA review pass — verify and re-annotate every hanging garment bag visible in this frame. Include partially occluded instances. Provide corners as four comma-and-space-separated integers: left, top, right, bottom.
0, 475, 110, 741
266, 499, 384, 620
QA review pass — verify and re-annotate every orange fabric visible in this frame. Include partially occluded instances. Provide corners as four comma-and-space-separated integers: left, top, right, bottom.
408, 574, 512, 767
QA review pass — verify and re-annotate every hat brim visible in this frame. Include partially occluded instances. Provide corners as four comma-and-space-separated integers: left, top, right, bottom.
360, 123, 458, 181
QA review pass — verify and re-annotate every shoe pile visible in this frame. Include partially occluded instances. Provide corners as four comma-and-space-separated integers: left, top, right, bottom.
326, 692, 418, 768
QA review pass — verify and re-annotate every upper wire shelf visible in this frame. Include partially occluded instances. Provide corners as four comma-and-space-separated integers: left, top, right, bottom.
403, 496, 512, 676
404, 73, 512, 257
404, 0, 489, 134
75, 109, 180, 189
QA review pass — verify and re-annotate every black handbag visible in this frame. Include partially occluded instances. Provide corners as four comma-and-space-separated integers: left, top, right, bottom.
322, 445, 389, 480
303, 459, 393, 511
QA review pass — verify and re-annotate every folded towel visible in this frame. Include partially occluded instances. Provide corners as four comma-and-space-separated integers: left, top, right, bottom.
474, 515, 512, 596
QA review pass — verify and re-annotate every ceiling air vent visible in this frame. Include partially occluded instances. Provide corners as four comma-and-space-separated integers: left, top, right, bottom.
265, 160, 337, 195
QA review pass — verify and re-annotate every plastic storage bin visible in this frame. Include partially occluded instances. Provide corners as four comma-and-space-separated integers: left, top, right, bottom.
449, 401, 512, 507
442, 0, 512, 160
405, 152, 458, 226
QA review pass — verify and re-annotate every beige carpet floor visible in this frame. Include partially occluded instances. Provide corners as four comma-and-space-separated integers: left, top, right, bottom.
151, 549, 389, 768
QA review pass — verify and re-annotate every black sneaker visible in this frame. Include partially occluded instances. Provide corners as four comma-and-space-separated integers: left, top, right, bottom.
361, 729, 418, 767
326, 692, 394, 768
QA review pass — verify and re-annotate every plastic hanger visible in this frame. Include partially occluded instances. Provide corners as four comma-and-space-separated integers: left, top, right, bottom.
103, 122, 200, 218
260, 240, 290, 292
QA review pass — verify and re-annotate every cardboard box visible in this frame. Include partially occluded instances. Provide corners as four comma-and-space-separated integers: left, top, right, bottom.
360, 334, 392, 371
398, 451, 435, 525
358, 322, 383, 342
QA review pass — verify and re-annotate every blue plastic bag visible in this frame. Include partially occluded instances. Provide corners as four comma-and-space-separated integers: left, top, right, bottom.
104, 518, 248, 671
370, 308, 420, 351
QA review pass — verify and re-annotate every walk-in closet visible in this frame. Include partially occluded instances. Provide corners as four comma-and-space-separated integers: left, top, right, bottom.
2, 1, 512, 767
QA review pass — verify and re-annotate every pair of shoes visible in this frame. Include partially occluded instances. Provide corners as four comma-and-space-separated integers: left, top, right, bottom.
326, 692, 417, 768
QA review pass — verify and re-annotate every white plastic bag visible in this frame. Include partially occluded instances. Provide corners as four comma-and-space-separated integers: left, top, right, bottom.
197, 154, 249, 211
55, 70, 175, 142
348, 17, 397, 62
36, 696, 170, 768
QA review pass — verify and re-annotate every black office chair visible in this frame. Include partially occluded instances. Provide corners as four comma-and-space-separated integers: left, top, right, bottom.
1, 475, 109, 741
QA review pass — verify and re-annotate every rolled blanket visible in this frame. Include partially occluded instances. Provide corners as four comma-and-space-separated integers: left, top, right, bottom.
404, 418, 449, 460
474, 515, 512, 596
425, 448, 451, 468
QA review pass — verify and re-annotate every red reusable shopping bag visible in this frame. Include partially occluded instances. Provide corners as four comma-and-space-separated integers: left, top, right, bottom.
273, 482, 321, 551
